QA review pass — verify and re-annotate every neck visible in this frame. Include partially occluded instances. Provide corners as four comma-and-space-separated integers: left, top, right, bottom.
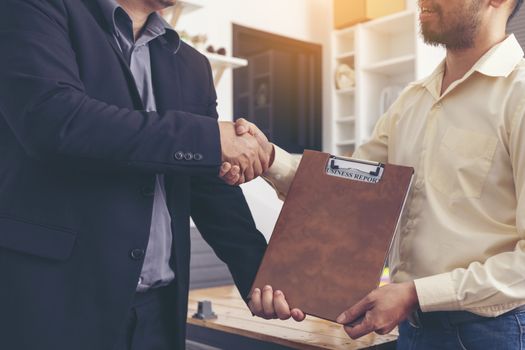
441, 26, 507, 95
117, 0, 154, 40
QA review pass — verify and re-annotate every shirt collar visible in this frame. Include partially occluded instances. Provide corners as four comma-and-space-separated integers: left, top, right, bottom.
417, 34, 524, 90
96, 0, 181, 54
475, 34, 524, 77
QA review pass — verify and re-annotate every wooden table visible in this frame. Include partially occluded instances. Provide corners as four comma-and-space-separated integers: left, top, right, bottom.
187, 285, 397, 350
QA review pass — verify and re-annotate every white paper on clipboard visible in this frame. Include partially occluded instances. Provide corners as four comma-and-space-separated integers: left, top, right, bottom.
325, 155, 385, 183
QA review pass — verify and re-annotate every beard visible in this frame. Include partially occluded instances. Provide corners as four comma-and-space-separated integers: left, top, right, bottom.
157, 0, 176, 7
148, 0, 176, 10
420, 1, 483, 50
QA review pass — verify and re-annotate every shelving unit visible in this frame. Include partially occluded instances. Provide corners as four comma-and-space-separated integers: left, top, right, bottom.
164, 0, 206, 28
202, 52, 248, 86
161, 1, 248, 87
331, 10, 445, 156
331, 26, 357, 156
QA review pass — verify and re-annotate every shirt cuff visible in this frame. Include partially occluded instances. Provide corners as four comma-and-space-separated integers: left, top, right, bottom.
262, 145, 300, 200
414, 272, 460, 312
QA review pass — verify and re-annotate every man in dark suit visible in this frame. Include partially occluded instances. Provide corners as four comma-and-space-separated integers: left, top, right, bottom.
0, 0, 270, 349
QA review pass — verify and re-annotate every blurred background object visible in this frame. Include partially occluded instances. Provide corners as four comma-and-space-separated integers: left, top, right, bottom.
334, 0, 405, 29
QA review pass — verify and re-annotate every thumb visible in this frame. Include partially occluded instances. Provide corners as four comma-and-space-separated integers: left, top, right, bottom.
235, 118, 250, 135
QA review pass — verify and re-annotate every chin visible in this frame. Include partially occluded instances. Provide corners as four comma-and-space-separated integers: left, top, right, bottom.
149, 0, 176, 10
159, 0, 176, 7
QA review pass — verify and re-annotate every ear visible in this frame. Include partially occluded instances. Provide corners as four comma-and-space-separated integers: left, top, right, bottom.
488, 0, 509, 9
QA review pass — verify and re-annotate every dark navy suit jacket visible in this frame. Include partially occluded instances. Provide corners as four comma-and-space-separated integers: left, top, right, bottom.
0, 1, 267, 349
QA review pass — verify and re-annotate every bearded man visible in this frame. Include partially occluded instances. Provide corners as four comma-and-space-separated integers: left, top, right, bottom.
223, 0, 525, 349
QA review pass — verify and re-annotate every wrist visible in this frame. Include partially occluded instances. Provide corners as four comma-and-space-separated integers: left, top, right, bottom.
268, 144, 276, 168
407, 281, 420, 309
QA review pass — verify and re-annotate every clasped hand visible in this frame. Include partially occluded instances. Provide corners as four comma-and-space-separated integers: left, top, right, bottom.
219, 119, 274, 185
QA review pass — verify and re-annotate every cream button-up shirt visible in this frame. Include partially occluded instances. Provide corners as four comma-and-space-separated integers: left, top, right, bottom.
264, 35, 525, 317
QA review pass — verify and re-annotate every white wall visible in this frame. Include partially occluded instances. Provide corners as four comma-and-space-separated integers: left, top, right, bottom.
178, 0, 333, 239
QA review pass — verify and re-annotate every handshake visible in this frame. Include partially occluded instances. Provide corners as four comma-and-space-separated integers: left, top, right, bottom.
218, 118, 274, 185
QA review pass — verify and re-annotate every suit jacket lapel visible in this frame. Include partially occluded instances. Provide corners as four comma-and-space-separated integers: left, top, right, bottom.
149, 39, 183, 114
79, 0, 144, 109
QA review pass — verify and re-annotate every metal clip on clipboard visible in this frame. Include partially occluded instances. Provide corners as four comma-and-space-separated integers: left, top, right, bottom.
325, 155, 385, 183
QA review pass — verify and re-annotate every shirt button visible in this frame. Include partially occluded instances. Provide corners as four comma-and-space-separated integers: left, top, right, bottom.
130, 248, 145, 260
174, 151, 184, 160
184, 152, 194, 161
194, 153, 203, 161
415, 180, 424, 190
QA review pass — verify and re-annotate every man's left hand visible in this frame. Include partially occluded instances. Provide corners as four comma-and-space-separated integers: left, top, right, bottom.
336, 282, 419, 339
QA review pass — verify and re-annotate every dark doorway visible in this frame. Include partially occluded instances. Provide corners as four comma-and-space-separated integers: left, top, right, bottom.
233, 24, 322, 154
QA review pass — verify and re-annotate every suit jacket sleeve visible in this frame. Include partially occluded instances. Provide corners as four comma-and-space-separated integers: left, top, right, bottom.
190, 175, 267, 302
0, 0, 221, 175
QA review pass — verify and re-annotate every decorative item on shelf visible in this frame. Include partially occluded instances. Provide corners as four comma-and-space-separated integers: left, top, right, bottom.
342, 150, 354, 158
190, 34, 208, 51
255, 82, 269, 107
335, 63, 355, 90
333, 0, 405, 29
178, 30, 208, 51
379, 85, 404, 115
206, 45, 227, 56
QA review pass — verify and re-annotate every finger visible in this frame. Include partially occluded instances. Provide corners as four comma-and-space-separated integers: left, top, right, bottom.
248, 288, 263, 316
235, 118, 250, 135
219, 162, 232, 177
273, 290, 291, 320
257, 145, 270, 172
261, 285, 276, 318
235, 173, 245, 186
224, 166, 239, 185
244, 164, 255, 183
251, 155, 263, 179
344, 315, 375, 339
336, 295, 373, 325
375, 324, 394, 336
290, 308, 306, 322
228, 174, 241, 186
247, 121, 259, 137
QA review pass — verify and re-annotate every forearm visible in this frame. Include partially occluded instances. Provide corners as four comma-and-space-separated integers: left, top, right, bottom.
414, 242, 525, 316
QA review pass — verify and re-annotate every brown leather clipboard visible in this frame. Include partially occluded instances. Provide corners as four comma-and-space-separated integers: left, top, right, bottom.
251, 150, 414, 322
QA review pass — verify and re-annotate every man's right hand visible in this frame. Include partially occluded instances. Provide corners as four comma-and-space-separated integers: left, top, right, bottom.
219, 119, 275, 186
219, 121, 269, 183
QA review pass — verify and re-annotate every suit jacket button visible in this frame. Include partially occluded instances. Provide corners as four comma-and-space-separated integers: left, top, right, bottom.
184, 152, 193, 161
194, 153, 203, 161
174, 151, 184, 160
130, 248, 145, 260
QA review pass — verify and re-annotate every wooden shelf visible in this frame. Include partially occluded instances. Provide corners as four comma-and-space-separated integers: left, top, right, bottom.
336, 116, 356, 123
363, 54, 415, 75
362, 10, 415, 34
202, 51, 248, 86
336, 140, 356, 147
335, 87, 355, 95
335, 26, 356, 37
336, 51, 355, 60
164, 0, 206, 28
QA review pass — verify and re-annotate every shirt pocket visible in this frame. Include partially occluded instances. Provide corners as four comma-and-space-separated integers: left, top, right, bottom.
429, 126, 498, 199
